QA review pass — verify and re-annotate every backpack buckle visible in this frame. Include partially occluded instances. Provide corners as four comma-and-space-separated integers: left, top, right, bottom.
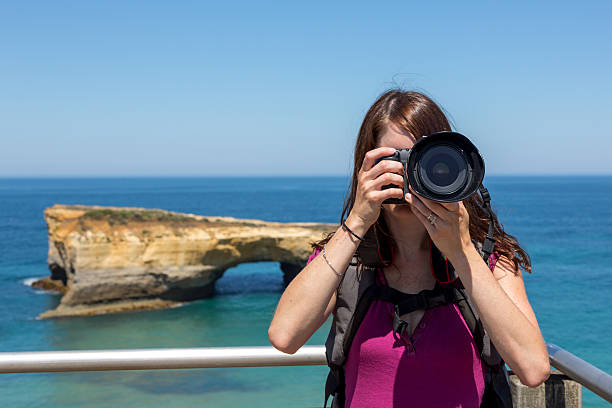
392, 304, 410, 338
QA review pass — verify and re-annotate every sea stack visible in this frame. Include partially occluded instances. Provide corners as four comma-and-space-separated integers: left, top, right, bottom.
34, 204, 335, 318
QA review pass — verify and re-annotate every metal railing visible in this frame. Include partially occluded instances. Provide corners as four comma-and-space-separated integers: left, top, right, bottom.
547, 343, 612, 404
0, 343, 610, 403
0, 346, 326, 372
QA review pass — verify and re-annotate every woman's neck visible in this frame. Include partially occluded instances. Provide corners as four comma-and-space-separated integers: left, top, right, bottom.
382, 208, 430, 264
380, 208, 436, 290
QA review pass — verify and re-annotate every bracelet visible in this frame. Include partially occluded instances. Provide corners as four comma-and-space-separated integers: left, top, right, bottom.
322, 246, 344, 278
342, 219, 364, 242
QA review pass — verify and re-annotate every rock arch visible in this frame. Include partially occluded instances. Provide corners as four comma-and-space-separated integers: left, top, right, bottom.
35, 204, 335, 318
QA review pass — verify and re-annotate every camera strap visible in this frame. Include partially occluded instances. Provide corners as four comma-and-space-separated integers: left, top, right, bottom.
478, 184, 496, 262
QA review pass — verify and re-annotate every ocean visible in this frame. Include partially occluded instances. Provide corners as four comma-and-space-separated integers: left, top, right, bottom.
0, 176, 610, 407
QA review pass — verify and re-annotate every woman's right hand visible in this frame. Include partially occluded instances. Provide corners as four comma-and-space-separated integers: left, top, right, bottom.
348, 147, 405, 231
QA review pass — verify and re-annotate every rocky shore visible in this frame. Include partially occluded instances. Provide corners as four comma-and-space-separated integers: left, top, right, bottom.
33, 204, 335, 318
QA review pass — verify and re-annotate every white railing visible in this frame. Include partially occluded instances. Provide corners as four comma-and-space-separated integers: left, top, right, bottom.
0, 343, 610, 404
0, 345, 325, 372
547, 343, 612, 403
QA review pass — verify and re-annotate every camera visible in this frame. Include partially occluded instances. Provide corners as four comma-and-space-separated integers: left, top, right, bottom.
374, 131, 485, 203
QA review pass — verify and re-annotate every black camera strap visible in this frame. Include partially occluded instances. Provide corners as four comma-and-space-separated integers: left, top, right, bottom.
478, 184, 496, 262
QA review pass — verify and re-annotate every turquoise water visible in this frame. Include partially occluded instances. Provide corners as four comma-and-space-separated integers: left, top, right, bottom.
1, 176, 610, 407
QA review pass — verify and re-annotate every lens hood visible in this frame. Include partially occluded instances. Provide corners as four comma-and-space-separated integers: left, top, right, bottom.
407, 131, 484, 202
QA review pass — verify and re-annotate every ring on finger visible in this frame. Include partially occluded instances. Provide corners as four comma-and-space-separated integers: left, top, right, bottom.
427, 212, 437, 225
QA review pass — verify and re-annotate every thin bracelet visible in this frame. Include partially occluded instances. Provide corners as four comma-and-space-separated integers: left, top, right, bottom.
342, 219, 364, 242
322, 246, 344, 278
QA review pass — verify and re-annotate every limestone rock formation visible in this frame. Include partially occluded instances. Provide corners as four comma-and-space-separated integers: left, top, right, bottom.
34, 204, 335, 318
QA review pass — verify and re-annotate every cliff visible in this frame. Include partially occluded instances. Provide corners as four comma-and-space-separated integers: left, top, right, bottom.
34, 204, 335, 318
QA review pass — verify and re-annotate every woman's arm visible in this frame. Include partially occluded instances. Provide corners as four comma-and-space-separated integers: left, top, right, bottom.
452, 248, 550, 387
268, 216, 364, 354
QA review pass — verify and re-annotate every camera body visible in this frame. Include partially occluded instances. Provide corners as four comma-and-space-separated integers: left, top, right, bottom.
374, 131, 485, 203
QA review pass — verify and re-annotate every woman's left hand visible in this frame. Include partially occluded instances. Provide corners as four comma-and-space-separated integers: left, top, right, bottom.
405, 186, 472, 262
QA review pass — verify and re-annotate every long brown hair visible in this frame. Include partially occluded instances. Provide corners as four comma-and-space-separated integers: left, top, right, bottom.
313, 89, 531, 275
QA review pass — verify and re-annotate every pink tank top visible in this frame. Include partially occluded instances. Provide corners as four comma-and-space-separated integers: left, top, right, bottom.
307, 247, 499, 407
345, 255, 499, 408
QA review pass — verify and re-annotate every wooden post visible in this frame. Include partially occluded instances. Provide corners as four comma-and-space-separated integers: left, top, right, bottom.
510, 369, 582, 407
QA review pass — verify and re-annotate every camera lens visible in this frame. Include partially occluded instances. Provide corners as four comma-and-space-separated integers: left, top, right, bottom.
417, 144, 468, 195
405, 131, 484, 202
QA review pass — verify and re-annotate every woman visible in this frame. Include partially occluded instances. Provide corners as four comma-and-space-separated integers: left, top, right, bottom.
268, 90, 550, 407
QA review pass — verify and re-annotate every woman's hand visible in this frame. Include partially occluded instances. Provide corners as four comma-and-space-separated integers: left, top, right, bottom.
405, 185, 472, 262
347, 147, 405, 231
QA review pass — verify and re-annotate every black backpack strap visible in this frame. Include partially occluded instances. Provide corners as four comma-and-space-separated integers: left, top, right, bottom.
452, 287, 513, 408
453, 287, 486, 358
373, 285, 457, 312
324, 367, 344, 408
324, 275, 380, 408
481, 362, 513, 408
341, 283, 381, 359
324, 260, 376, 408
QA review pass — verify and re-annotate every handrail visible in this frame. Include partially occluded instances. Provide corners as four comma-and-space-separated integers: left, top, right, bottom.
0, 343, 610, 403
547, 343, 612, 404
0, 346, 326, 373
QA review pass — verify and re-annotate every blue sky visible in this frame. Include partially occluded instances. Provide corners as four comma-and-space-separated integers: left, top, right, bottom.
1, 1, 611, 176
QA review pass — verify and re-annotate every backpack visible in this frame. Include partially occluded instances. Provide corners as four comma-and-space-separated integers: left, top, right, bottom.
323, 238, 513, 408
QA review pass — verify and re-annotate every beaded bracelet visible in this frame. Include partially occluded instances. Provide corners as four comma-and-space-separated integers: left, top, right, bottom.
341, 219, 364, 242
322, 246, 343, 278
